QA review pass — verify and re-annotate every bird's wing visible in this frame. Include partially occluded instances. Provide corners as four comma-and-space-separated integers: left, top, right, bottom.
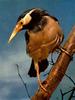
25, 31, 29, 44
24, 31, 30, 53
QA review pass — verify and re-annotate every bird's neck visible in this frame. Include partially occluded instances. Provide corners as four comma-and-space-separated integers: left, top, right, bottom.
28, 16, 48, 32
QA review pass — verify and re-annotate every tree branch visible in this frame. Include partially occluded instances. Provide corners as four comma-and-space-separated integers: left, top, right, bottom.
16, 64, 30, 99
65, 74, 75, 85
68, 87, 75, 100
31, 26, 75, 100
60, 74, 75, 100
60, 89, 64, 100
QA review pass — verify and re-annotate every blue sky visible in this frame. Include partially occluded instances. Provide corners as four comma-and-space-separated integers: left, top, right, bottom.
0, 0, 75, 100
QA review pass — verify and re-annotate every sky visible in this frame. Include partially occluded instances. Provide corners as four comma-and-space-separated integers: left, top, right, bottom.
0, 0, 75, 100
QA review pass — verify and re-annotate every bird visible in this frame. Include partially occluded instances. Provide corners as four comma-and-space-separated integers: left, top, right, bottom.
8, 8, 64, 93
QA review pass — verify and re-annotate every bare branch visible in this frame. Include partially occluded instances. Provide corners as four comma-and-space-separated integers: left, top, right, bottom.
65, 74, 75, 85
63, 89, 74, 95
31, 26, 75, 100
68, 87, 75, 100
16, 64, 30, 99
59, 73, 75, 100
60, 89, 64, 100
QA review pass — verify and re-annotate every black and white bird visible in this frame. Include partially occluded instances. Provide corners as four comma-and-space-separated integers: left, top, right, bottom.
8, 8, 64, 93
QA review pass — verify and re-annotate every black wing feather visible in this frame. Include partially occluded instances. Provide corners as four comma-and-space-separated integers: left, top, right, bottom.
28, 59, 49, 77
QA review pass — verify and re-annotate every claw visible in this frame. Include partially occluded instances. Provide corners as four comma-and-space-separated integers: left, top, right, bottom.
59, 46, 72, 58
34, 61, 49, 94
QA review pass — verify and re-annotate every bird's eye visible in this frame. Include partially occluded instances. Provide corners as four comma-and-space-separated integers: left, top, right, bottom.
20, 21, 23, 25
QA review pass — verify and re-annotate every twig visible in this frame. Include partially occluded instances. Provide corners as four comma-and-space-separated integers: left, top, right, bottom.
63, 88, 74, 95
65, 74, 75, 85
60, 89, 64, 100
16, 64, 30, 99
60, 74, 75, 100
65, 74, 75, 100
68, 87, 75, 100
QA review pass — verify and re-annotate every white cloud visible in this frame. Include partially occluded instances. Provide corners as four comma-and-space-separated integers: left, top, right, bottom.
0, 86, 10, 97
0, 80, 32, 100
0, 47, 31, 81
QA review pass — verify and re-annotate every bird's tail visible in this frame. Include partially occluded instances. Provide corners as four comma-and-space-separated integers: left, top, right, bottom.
28, 59, 49, 77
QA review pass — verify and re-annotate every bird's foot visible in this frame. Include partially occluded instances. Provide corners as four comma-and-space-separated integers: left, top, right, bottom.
59, 46, 73, 60
38, 80, 48, 93
34, 61, 50, 95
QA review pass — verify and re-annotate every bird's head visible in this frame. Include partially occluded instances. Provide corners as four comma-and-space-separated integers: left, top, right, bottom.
8, 8, 49, 43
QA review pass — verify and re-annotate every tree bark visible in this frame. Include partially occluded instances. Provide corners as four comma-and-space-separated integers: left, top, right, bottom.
31, 26, 75, 100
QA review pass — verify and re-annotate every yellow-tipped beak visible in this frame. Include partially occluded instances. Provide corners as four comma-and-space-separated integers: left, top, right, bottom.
8, 22, 23, 43
8, 29, 17, 43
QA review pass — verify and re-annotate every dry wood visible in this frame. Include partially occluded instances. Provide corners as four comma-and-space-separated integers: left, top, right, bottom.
31, 26, 75, 100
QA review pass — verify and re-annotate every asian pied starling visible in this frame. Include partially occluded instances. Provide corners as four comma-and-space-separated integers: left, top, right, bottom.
8, 8, 64, 93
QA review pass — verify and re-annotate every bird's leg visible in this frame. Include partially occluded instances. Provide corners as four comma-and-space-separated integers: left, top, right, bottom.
34, 61, 48, 93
